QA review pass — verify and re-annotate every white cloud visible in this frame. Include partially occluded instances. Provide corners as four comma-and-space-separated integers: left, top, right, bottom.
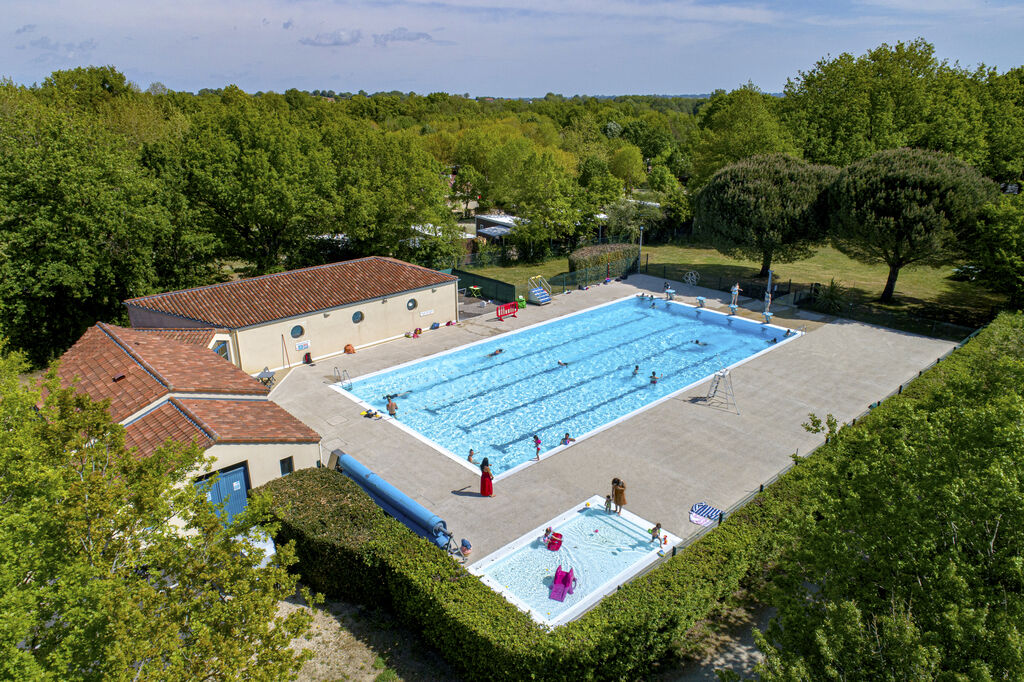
299, 29, 362, 47
373, 26, 453, 47
27, 35, 97, 61
15, 24, 36, 34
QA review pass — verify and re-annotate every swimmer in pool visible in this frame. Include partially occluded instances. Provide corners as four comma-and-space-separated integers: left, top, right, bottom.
488, 348, 504, 357
632, 365, 639, 376
557, 360, 568, 367
692, 339, 708, 346
650, 371, 663, 385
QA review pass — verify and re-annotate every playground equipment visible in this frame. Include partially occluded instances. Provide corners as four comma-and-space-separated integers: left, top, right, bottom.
496, 302, 519, 321
549, 565, 576, 602
683, 271, 700, 286
546, 532, 563, 551
527, 275, 552, 305
332, 450, 452, 549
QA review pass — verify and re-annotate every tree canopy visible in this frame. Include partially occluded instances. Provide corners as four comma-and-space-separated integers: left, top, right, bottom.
694, 154, 838, 276
829, 147, 999, 302
967, 194, 1024, 308
0, 346, 314, 679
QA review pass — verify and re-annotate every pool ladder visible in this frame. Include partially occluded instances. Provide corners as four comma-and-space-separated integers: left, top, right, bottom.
334, 367, 353, 390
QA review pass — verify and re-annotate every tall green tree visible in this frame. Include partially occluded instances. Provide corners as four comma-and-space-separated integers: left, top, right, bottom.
320, 115, 452, 260
829, 148, 999, 302
977, 66, 1024, 183
38, 65, 137, 110
577, 155, 623, 208
694, 154, 837, 277
609, 144, 646, 191
0, 348, 314, 679
689, 85, 797, 187
183, 87, 334, 274
967, 194, 1024, 308
784, 39, 938, 167
0, 87, 171, 364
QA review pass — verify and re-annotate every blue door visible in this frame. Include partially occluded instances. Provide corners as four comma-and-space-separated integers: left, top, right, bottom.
196, 465, 249, 522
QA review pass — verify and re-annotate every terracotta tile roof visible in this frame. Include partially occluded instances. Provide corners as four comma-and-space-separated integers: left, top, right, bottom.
175, 398, 321, 444
123, 401, 214, 459
57, 324, 267, 423
57, 326, 168, 423
101, 325, 266, 396
123, 256, 457, 329
128, 328, 224, 346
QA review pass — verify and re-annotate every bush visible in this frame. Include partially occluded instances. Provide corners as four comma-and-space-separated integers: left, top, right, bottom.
813, 277, 846, 315
567, 243, 639, 273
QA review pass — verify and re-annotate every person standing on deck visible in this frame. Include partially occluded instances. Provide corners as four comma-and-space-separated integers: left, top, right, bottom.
480, 458, 494, 497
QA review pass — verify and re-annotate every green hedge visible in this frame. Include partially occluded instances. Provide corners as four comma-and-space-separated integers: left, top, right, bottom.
259, 316, 1011, 680
567, 243, 639, 272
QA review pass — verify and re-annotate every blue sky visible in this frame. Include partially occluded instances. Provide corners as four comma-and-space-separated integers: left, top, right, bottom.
3, 0, 1023, 96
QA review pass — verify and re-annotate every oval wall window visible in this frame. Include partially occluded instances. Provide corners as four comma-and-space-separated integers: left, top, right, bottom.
407, 298, 418, 311
352, 311, 364, 324
290, 325, 304, 338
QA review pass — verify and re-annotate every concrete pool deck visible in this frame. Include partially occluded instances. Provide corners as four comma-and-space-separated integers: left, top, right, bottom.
271, 274, 957, 559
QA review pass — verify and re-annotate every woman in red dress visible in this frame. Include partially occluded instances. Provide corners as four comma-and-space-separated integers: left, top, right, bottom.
480, 458, 494, 497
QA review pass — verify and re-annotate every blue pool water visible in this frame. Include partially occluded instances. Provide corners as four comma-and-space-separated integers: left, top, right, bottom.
346, 297, 785, 474
473, 503, 668, 624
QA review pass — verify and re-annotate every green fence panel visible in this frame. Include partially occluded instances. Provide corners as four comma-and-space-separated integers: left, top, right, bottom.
451, 268, 518, 303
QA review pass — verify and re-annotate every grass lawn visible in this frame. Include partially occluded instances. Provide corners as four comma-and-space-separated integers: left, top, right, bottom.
468, 244, 1004, 327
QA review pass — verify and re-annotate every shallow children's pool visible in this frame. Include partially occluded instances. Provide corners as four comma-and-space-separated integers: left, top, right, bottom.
468, 497, 681, 626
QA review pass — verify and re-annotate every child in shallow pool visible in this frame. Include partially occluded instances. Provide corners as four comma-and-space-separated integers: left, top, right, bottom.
650, 523, 663, 543
604, 495, 613, 514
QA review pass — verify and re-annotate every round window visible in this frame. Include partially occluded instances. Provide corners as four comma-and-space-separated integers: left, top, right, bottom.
352, 311, 364, 324
290, 325, 304, 338
407, 298, 418, 311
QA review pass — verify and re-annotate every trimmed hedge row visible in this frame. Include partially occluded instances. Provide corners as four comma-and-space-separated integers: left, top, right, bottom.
567, 243, 639, 273
260, 316, 1009, 680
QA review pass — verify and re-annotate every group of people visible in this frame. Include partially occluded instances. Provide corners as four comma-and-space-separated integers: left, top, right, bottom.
605, 478, 627, 515
631, 364, 664, 385
475, 430, 579, 497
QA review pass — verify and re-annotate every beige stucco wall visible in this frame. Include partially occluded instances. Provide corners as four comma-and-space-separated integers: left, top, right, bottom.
204, 441, 321, 489
233, 282, 458, 373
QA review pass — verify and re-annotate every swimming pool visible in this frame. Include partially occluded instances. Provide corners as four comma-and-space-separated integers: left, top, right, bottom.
335, 296, 798, 476
468, 496, 681, 627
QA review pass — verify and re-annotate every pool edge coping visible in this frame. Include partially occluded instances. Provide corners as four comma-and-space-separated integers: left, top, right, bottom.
328, 294, 802, 480
466, 494, 682, 628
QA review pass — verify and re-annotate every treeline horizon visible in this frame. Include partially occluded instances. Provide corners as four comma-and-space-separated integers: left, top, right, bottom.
1, 37, 1022, 365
